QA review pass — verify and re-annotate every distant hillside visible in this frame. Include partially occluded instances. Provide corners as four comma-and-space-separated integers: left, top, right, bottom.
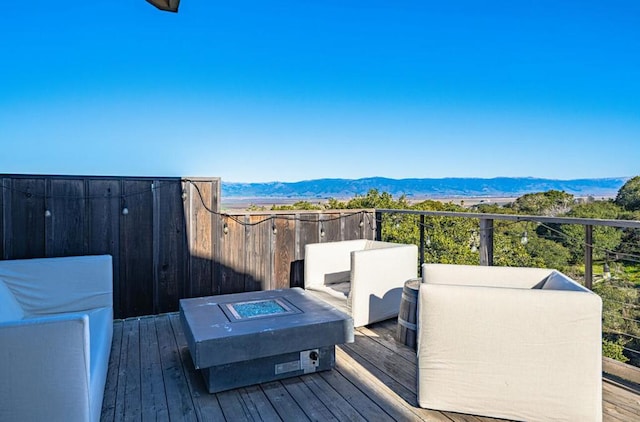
222, 177, 628, 200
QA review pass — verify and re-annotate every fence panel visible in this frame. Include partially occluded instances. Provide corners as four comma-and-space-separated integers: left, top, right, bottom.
1, 174, 373, 318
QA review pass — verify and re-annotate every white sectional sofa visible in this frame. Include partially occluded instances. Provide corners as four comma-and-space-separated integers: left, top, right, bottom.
0, 255, 113, 422
304, 239, 418, 327
418, 263, 602, 422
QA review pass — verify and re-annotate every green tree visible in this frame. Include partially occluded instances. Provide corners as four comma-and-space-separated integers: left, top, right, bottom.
615, 176, 640, 211
325, 198, 347, 209
593, 277, 640, 364
344, 189, 409, 209
560, 201, 623, 262
523, 234, 571, 271
271, 200, 323, 211
616, 211, 640, 261
509, 190, 575, 216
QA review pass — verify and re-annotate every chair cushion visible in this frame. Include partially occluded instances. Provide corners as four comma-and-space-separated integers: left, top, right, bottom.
0, 279, 24, 323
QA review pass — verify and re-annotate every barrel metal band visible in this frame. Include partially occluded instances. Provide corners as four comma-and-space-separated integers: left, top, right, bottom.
401, 292, 417, 304
397, 318, 417, 331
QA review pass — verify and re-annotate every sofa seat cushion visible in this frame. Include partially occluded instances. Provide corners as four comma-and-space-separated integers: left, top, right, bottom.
307, 282, 350, 300
0, 280, 24, 323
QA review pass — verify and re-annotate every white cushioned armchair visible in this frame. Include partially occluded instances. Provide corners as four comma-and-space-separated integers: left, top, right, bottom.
304, 239, 417, 327
0, 255, 113, 422
418, 263, 602, 422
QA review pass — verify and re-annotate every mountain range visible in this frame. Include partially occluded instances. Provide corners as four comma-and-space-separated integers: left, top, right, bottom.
222, 177, 628, 200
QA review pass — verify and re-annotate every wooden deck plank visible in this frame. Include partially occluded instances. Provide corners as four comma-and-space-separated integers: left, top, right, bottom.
167, 313, 227, 421
240, 385, 284, 422
280, 376, 340, 422
300, 373, 369, 422
139, 317, 169, 421
320, 365, 394, 421
260, 381, 311, 421
122, 318, 141, 422
154, 314, 198, 422
216, 389, 254, 422
103, 314, 640, 422
335, 346, 446, 422
603, 381, 640, 417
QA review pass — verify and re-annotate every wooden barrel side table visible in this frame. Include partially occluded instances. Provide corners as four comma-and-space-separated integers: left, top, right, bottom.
396, 278, 420, 350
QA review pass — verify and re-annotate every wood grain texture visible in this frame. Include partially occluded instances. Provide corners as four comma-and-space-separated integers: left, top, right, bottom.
245, 215, 271, 291
185, 180, 214, 298
153, 180, 188, 314
217, 215, 246, 294
10, 178, 46, 258
47, 178, 87, 257
274, 215, 294, 289
119, 180, 154, 317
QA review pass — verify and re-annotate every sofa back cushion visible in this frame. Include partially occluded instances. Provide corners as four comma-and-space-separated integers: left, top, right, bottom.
0, 279, 24, 322
0, 255, 112, 315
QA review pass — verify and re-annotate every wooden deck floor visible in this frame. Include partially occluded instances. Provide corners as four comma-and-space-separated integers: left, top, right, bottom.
101, 313, 640, 422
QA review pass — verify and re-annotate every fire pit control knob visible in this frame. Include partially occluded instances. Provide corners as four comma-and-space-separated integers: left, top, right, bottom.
309, 351, 319, 361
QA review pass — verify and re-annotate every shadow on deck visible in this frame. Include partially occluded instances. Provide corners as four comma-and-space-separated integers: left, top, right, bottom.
101, 314, 640, 421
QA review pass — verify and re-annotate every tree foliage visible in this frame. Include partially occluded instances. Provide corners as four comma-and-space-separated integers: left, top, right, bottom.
615, 176, 640, 211
560, 201, 623, 262
508, 190, 574, 216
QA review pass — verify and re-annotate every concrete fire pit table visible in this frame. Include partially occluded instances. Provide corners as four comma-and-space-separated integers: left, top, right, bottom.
179, 287, 354, 393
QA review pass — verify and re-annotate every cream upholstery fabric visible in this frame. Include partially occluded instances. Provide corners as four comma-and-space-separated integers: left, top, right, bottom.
417, 263, 602, 422
0, 255, 113, 422
304, 239, 418, 327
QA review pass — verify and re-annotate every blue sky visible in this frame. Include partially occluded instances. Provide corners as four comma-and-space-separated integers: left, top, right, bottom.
1, 1, 638, 183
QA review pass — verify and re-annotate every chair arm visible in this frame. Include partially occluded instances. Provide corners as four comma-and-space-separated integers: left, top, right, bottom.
0, 314, 92, 421
350, 244, 418, 327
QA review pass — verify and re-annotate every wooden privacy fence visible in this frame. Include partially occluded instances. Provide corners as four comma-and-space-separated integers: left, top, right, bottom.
1, 174, 375, 318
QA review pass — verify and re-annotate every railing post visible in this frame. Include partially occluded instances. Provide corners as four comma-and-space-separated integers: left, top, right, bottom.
419, 214, 425, 272
585, 224, 593, 289
479, 218, 494, 266
375, 211, 382, 241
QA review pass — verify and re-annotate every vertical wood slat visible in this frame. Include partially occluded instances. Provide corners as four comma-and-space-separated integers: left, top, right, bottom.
323, 212, 342, 242
0, 178, 7, 259
245, 215, 271, 292
153, 180, 188, 315
274, 215, 295, 289
48, 179, 87, 257
120, 179, 155, 317
88, 179, 121, 316
218, 215, 245, 294
186, 180, 214, 298
11, 178, 46, 259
